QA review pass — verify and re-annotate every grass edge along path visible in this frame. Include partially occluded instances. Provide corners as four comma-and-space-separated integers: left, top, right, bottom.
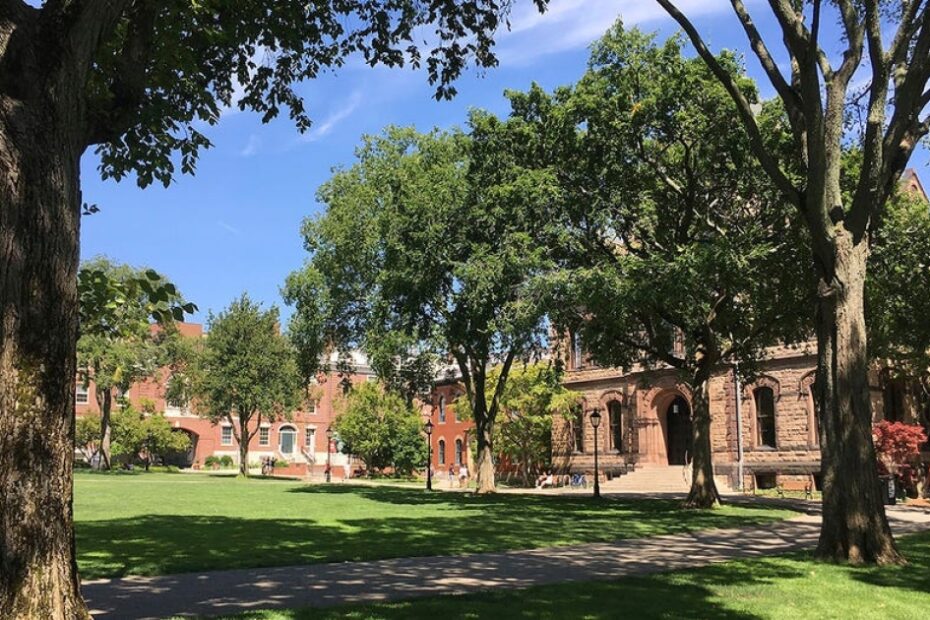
195, 528, 930, 620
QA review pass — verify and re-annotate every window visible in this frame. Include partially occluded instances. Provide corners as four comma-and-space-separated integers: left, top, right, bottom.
279, 426, 297, 455
438, 439, 446, 465
259, 427, 270, 446
755, 472, 777, 490
221, 425, 233, 446
608, 401, 623, 452
754, 387, 777, 449
438, 396, 446, 423
305, 427, 315, 449
882, 371, 906, 423
454, 438, 464, 465
307, 400, 317, 415
571, 406, 585, 453
571, 331, 583, 370
75, 384, 89, 405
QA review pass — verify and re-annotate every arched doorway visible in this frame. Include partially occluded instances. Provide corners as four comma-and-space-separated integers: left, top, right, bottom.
163, 429, 198, 468
666, 396, 692, 465
279, 425, 297, 457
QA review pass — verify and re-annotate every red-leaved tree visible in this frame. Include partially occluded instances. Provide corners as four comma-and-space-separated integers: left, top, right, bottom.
873, 421, 928, 497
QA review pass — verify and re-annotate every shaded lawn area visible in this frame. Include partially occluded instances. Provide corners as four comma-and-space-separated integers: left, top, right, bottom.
74, 472, 794, 579
201, 530, 930, 620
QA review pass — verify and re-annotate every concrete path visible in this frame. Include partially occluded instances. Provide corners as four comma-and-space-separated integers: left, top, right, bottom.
83, 505, 930, 620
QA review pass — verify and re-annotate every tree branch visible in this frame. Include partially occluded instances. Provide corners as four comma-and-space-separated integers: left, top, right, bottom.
657, 0, 802, 209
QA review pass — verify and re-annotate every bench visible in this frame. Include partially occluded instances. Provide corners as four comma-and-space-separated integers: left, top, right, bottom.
776, 479, 813, 500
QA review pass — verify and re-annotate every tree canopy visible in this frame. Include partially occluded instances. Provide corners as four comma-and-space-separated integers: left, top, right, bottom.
285, 124, 559, 492
332, 382, 426, 475
189, 294, 303, 476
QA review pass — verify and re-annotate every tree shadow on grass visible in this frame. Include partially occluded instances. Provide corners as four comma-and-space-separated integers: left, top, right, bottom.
846, 531, 930, 596
214, 574, 761, 620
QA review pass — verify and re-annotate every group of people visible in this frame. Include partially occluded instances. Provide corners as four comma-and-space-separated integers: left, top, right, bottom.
444, 464, 469, 488
260, 456, 278, 476
535, 471, 588, 489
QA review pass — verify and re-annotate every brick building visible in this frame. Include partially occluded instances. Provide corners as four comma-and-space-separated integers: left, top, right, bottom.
75, 324, 374, 477
424, 379, 473, 477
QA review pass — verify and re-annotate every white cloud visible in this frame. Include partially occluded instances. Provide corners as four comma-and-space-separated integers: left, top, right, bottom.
499, 0, 731, 65
301, 90, 364, 143
217, 220, 242, 236
240, 134, 261, 157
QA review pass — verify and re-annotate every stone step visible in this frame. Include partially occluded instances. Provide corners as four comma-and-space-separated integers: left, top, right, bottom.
601, 466, 735, 494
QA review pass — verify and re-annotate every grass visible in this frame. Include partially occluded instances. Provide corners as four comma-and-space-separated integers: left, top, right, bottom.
74, 471, 793, 579
198, 530, 930, 620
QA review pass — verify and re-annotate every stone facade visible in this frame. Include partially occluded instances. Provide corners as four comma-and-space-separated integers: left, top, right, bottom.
554, 341, 930, 489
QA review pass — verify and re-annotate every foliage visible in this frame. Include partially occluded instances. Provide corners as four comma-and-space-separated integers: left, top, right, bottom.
77, 256, 196, 468
75, 415, 102, 462
868, 189, 930, 385
109, 406, 190, 470
4, 1, 553, 189
204, 456, 220, 469
332, 382, 426, 475
455, 362, 579, 485
221, 456, 236, 469
873, 421, 928, 476
187, 294, 303, 476
285, 125, 559, 491
533, 23, 810, 376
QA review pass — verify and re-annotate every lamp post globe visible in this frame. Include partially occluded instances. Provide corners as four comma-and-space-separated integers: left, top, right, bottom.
424, 419, 434, 491
590, 408, 602, 499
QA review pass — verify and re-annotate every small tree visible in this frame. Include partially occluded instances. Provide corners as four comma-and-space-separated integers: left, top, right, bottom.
74, 415, 102, 464
873, 421, 928, 497
77, 257, 195, 469
457, 362, 579, 486
333, 382, 426, 475
110, 403, 190, 471
191, 295, 302, 477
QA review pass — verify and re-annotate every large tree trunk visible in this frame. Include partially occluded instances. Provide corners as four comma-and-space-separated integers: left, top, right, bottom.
814, 230, 902, 564
684, 366, 719, 509
474, 408, 496, 494
0, 100, 90, 615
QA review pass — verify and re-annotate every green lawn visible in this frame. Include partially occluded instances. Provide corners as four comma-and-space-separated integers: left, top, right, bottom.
74, 472, 793, 578
202, 530, 930, 620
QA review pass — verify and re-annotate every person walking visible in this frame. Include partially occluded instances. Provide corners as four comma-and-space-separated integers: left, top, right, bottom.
448, 465, 455, 488
458, 464, 469, 489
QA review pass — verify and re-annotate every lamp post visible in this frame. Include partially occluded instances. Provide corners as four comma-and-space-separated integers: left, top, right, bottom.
590, 408, 602, 499
424, 419, 434, 491
325, 427, 333, 483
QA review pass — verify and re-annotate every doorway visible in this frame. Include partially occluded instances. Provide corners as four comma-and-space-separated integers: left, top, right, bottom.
666, 396, 692, 465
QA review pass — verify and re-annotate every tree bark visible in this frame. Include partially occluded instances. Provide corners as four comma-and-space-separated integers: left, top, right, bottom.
238, 415, 250, 477
814, 230, 902, 564
0, 94, 90, 616
97, 388, 113, 470
684, 366, 719, 509
474, 407, 496, 494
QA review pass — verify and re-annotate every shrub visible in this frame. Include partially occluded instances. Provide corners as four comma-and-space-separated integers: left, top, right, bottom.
274, 459, 289, 468
219, 455, 235, 468
204, 456, 220, 469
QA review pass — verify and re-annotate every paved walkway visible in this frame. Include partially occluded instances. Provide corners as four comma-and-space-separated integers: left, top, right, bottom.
83, 505, 930, 620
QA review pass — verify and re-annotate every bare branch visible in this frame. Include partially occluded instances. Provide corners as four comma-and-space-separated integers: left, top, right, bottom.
657, 0, 802, 209
730, 0, 804, 130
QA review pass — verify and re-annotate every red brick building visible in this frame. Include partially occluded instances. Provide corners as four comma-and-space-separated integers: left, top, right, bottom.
423, 380, 472, 477
75, 325, 374, 477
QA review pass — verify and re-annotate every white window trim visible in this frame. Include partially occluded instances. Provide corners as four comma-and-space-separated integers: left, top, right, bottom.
221, 425, 234, 446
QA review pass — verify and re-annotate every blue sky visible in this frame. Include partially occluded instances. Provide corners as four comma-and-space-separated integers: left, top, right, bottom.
80, 0, 929, 324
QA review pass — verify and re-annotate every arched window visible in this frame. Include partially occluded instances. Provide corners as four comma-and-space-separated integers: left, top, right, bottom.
454, 439, 464, 465
571, 331, 583, 370
754, 387, 777, 449
438, 439, 446, 465
279, 426, 297, 455
808, 380, 820, 447
571, 405, 585, 453
608, 401, 623, 452
438, 396, 446, 423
